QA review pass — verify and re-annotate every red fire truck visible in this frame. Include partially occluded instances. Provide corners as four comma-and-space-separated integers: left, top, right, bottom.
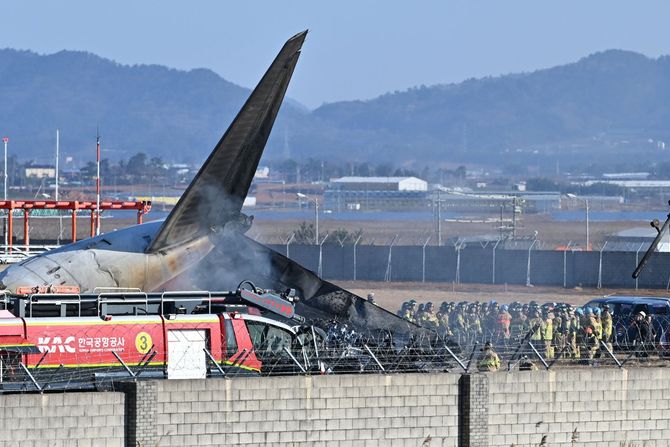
0, 284, 309, 387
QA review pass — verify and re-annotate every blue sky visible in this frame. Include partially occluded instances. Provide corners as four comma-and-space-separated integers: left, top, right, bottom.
2, 1, 670, 108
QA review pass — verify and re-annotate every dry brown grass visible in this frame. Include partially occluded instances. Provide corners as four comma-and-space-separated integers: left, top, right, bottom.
249, 213, 641, 246
333, 280, 670, 311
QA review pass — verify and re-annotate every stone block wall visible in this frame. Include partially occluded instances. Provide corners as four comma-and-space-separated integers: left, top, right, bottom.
487, 368, 670, 446
459, 374, 488, 447
0, 391, 125, 447
154, 373, 460, 447
4, 367, 670, 446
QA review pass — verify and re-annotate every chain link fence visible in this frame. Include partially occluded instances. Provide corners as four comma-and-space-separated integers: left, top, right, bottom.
4, 310, 670, 394
265, 240, 670, 289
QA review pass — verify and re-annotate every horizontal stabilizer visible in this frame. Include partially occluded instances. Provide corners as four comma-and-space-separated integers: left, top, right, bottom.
148, 31, 307, 252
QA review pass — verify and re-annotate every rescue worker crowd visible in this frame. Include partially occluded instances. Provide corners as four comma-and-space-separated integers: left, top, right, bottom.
396, 300, 659, 371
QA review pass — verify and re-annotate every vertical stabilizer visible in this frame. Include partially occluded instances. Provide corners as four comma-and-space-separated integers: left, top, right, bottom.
148, 31, 307, 252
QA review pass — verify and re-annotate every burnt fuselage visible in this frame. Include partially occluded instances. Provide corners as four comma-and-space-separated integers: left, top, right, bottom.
0, 220, 214, 293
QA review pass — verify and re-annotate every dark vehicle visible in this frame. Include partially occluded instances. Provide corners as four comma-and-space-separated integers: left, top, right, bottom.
584, 296, 670, 345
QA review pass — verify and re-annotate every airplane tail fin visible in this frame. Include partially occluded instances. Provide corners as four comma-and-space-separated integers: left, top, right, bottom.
147, 31, 307, 252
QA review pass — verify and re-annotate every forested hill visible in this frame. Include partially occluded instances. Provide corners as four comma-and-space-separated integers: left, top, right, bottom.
307, 50, 670, 167
0, 48, 307, 163
1, 48, 670, 168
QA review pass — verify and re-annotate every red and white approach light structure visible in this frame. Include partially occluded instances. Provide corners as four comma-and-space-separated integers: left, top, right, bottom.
95, 133, 101, 235
2, 136, 8, 201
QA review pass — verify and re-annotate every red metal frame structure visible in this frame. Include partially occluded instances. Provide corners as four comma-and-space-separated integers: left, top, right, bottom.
0, 200, 152, 247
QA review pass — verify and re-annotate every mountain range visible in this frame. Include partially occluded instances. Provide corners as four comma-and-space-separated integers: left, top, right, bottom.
1, 48, 670, 170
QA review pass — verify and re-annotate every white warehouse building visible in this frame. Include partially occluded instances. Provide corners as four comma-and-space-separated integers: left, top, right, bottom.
325, 176, 429, 211
329, 176, 428, 192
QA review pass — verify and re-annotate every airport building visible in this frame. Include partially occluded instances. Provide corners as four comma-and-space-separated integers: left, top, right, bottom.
433, 190, 561, 214
24, 164, 56, 179
604, 227, 668, 252
324, 176, 428, 211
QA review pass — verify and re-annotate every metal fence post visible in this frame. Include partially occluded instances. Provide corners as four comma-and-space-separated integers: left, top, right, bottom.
384, 235, 399, 282
635, 241, 644, 290
597, 241, 608, 289
492, 239, 501, 284
422, 236, 431, 283
563, 241, 572, 288
455, 240, 464, 284
353, 235, 361, 281
318, 234, 329, 277
526, 239, 538, 287
285, 233, 295, 258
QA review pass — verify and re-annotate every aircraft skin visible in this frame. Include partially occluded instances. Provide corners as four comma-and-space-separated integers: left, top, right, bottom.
0, 31, 427, 339
0, 220, 212, 293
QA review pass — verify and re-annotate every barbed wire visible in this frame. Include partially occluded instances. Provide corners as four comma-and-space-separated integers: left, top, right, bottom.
4, 313, 670, 394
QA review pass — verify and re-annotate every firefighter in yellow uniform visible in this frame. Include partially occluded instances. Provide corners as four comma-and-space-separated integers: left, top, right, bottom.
437, 303, 452, 337
588, 308, 601, 357
569, 309, 581, 358
477, 341, 501, 372
583, 326, 598, 360
543, 311, 554, 359
419, 302, 439, 330
529, 310, 545, 355
602, 305, 613, 352
405, 300, 417, 323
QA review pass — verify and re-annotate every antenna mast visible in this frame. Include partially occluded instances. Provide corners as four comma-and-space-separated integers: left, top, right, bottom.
55, 129, 59, 201
96, 129, 101, 235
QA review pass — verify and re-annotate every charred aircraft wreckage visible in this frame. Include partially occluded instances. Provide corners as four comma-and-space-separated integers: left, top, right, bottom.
0, 31, 445, 372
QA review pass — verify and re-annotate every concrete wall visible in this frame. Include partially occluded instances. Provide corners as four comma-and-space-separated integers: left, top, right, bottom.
0, 391, 125, 447
268, 243, 670, 289
145, 368, 670, 447
154, 374, 460, 447
488, 368, 670, 447
2, 368, 670, 446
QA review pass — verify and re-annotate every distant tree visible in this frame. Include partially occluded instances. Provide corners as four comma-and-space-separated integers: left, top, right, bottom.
80, 159, 110, 180
454, 166, 467, 180
100, 159, 111, 177
652, 161, 670, 179
149, 156, 163, 169
503, 164, 527, 176
276, 159, 298, 182
420, 166, 431, 182
294, 221, 316, 244
127, 152, 148, 177
302, 158, 324, 182
526, 177, 560, 191
80, 161, 97, 180
356, 162, 370, 177
323, 161, 343, 180
326, 228, 364, 245
375, 163, 394, 177
580, 182, 624, 196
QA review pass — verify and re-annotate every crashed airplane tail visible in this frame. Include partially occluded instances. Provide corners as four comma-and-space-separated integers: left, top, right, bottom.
148, 31, 307, 252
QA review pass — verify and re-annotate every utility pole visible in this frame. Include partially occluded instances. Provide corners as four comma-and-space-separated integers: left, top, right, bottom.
56, 130, 62, 244
314, 198, 319, 245
512, 196, 517, 238
585, 198, 590, 250
296, 193, 319, 244
2, 136, 7, 249
55, 130, 59, 201
436, 190, 442, 246
567, 194, 589, 250
499, 205, 504, 239
96, 130, 101, 235
2, 137, 8, 200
